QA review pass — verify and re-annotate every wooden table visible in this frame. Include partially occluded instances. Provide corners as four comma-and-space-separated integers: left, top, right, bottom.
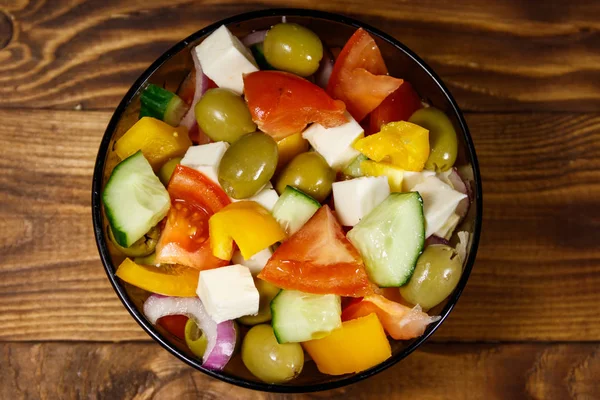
1, 0, 599, 398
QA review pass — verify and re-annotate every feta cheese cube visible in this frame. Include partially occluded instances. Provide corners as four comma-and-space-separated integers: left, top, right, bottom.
231, 247, 273, 274
197, 264, 259, 323
180, 142, 229, 184
195, 25, 258, 95
332, 176, 390, 226
402, 170, 436, 191
302, 112, 364, 170
232, 182, 279, 211
412, 176, 468, 238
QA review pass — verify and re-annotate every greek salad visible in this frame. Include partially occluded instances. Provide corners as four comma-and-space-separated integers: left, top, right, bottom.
103, 22, 472, 383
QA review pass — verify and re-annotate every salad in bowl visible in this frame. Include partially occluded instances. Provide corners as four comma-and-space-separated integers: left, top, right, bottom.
92, 9, 481, 392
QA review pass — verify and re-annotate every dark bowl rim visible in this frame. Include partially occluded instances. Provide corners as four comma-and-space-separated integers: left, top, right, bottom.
91, 7, 483, 394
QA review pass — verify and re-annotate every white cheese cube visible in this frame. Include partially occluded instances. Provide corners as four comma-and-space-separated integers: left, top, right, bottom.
332, 176, 390, 226
402, 170, 436, 191
232, 182, 279, 212
195, 25, 258, 95
180, 142, 229, 185
197, 264, 259, 323
302, 112, 364, 170
231, 247, 273, 274
412, 176, 468, 238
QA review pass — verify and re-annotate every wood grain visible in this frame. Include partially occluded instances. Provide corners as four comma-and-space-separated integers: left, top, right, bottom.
1, 0, 599, 112
1, 109, 599, 342
1, 341, 600, 399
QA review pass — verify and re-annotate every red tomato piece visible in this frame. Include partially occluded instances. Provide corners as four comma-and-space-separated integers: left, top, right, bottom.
327, 28, 404, 122
243, 71, 347, 140
158, 315, 188, 340
369, 82, 423, 134
342, 294, 438, 340
155, 165, 231, 270
258, 205, 373, 297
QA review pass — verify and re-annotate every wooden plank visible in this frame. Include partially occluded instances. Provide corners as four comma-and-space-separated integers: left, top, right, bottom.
1, 341, 600, 399
0, 109, 599, 342
1, 0, 599, 112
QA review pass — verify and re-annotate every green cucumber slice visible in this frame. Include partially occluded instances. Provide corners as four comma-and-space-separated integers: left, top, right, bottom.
347, 192, 425, 287
271, 290, 341, 344
103, 151, 171, 247
272, 186, 320, 235
140, 84, 188, 126
342, 154, 369, 178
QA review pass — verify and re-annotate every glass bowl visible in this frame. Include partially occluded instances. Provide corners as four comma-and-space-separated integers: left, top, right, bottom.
91, 8, 482, 393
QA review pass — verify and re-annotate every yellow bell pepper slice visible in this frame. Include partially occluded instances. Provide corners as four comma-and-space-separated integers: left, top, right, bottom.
276, 132, 309, 169
115, 258, 199, 297
115, 117, 191, 170
209, 201, 286, 260
353, 121, 429, 172
360, 160, 404, 192
302, 313, 391, 375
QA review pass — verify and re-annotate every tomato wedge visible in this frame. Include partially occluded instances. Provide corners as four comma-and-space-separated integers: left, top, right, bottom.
158, 315, 188, 340
258, 205, 373, 297
243, 71, 347, 140
369, 82, 423, 134
327, 28, 403, 122
341, 294, 439, 340
155, 165, 231, 270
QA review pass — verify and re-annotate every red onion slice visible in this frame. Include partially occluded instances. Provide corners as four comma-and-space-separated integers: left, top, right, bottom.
315, 47, 334, 89
425, 235, 450, 247
241, 29, 268, 47
143, 295, 236, 370
178, 48, 209, 131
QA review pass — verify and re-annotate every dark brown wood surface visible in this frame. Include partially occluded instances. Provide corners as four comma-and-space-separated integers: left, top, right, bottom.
1, 0, 599, 398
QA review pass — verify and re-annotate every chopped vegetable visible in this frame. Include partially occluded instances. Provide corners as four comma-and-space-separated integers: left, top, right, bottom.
242, 324, 304, 383
258, 205, 373, 297
209, 201, 286, 260
341, 294, 440, 340
276, 132, 309, 170
360, 160, 404, 192
347, 192, 425, 287
143, 295, 237, 370
154, 165, 231, 270
140, 84, 189, 127
243, 70, 347, 140
250, 43, 275, 70
369, 82, 422, 133
271, 290, 341, 343
103, 151, 170, 247
353, 121, 430, 172
342, 154, 369, 178
115, 258, 199, 297
272, 186, 320, 236
159, 315, 188, 340
303, 313, 391, 375
409, 107, 458, 172
327, 28, 403, 122
114, 117, 191, 170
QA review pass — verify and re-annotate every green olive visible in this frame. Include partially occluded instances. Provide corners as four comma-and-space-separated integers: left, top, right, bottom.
238, 279, 280, 326
184, 319, 209, 358
242, 324, 304, 383
218, 132, 278, 199
263, 23, 323, 77
400, 244, 462, 310
158, 157, 182, 186
194, 88, 256, 143
108, 225, 159, 257
275, 152, 334, 202
409, 107, 458, 172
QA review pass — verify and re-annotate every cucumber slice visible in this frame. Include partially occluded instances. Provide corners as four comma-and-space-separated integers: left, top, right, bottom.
140, 84, 188, 126
342, 154, 368, 178
271, 186, 320, 235
347, 192, 425, 287
271, 290, 341, 344
250, 43, 275, 70
103, 151, 171, 247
